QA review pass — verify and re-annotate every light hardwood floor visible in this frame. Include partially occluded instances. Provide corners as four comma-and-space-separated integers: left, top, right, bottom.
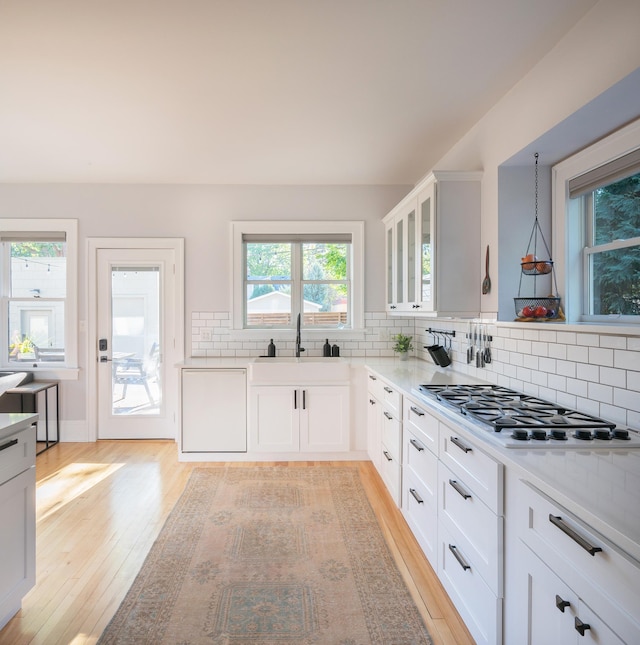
0, 441, 474, 645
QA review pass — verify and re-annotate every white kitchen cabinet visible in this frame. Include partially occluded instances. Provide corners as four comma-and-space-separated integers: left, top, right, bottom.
366, 371, 402, 506
383, 171, 481, 316
515, 480, 640, 645
0, 418, 36, 631
181, 369, 247, 452
249, 385, 349, 453
519, 544, 626, 645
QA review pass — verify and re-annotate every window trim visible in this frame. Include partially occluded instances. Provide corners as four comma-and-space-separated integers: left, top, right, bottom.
553, 118, 640, 324
231, 221, 364, 334
0, 218, 78, 373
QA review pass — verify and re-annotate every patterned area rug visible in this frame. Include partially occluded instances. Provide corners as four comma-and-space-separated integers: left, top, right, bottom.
98, 467, 433, 644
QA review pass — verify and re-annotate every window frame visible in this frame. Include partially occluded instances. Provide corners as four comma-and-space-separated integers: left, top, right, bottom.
553, 119, 640, 325
231, 221, 364, 336
0, 218, 78, 374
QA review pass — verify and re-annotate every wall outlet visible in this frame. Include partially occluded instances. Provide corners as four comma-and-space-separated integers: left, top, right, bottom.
201, 328, 212, 342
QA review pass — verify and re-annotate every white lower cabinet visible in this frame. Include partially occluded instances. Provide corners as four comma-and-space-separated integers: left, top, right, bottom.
516, 480, 640, 645
519, 544, 625, 645
181, 369, 247, 452
439, 522, 503, 645
0, 422, 36, 631
366, 371, 403, 505
250, 385, 349, 453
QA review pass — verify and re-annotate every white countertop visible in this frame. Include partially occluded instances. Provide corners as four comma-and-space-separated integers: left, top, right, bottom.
0, 413, 38, 442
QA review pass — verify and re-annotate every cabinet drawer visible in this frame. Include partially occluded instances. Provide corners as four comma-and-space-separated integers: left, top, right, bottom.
404, 427, 437, 500
439, 461, 503, 596
402, 468, 437, 568
438, 522, 502, 645
0, 425, 35, 486
380, 382, 401, 418
381, 411, 401, 460
439, 425, 503, 514
403, 397, 438, 455
518, 480, 640, 641
380, 444, 401, 506
366, 371, 384, 400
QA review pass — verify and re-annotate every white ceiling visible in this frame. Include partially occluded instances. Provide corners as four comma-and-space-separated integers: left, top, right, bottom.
0, 0, 598, 185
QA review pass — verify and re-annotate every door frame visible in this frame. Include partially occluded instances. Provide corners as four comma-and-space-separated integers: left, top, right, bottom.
87, 238, 185, 442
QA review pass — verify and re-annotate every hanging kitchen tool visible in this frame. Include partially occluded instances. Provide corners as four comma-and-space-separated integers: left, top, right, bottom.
466, 321, 473, 363
482, 245, 491, 294
484, 326, 492, 364
514, 153, 565, 322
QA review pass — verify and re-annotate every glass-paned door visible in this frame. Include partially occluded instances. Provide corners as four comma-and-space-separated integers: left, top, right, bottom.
97, 248, 175, 439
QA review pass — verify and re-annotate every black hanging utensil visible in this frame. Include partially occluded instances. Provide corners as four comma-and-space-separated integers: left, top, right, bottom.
482, 245, 491, 294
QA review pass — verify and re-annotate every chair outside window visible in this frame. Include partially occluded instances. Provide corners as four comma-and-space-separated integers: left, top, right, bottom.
112, 343, 160, 410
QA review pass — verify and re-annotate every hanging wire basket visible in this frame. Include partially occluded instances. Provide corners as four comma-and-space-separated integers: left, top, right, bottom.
514, 153, 565, 322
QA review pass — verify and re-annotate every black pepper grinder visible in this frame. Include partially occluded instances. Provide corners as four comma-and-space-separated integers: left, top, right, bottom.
323, 339, 331, 357
267, 339, 276, 357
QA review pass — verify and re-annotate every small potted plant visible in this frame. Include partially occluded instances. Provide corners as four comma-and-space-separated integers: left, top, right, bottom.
392, 333, 413, 360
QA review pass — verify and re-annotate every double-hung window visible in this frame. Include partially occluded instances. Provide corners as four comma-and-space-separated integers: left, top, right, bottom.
232, 221, 364, 332
554, 120, 640, 324
0, 219, 78, 369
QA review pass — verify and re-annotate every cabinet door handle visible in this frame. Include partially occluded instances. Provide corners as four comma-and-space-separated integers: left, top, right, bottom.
451, 436, 472, 453
410, 406, 425, 417
294, 389, 298, 410
409, 438, 424, 452
555, 595, 571, 613
0, 438, 18, 452
449, 479, 471, 500
302, 389, 306, 410
409, 488, 424, 504
449, 544, 471, 571
549, 514, 603, 556
383, 411, 393, 420
369, 398, 376, 405
574, 617, 591, 636
383, 450, 393, 462
369, 375, 377, 381
383, 386, 393, 393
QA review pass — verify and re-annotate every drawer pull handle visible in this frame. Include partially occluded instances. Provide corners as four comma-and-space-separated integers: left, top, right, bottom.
449, 544, 471, 571
449, 479, 471, 500
555, 595, 571, 613
369, 375, 377, 381
0, 438, 18, 452
410, 406, 425, 417
574, 617, 591, 636
409, 488, 424, 504
369, 398, 376, 405
451, 436, 472, 453
383, 450, 393, 462
409, 438, 424, 452
383, 386, 393, 394
548, 514, 603, 556
383, 411, 393, 420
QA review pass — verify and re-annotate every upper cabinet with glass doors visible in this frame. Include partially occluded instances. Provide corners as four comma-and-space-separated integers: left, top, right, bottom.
383, 171, 482, 317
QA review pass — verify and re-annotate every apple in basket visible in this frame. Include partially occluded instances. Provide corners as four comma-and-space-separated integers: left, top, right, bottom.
522, 254, 537, 270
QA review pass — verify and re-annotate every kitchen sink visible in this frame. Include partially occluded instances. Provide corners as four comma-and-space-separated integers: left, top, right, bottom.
249, 356, 350, 383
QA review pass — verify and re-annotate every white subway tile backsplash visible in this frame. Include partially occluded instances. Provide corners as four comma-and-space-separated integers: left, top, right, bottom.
614, 349, 640, 371
589, 347, 614, 367
189, 311, 639, 430
599, 367, 626, 388
588, 382, 613, 405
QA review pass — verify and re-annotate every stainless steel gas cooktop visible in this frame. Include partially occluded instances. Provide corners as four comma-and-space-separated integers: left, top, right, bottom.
413, 384, 640, 449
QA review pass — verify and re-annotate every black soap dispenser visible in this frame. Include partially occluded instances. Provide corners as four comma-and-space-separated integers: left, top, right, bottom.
323, 339, 331, 357
267, 339, 276, 357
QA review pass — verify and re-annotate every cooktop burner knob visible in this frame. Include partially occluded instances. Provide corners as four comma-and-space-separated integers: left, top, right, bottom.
613, 428, 630, 440
531, 429, 548, 441
594, 429, 612, 440
550, 429, 567, 440
574, 429, 593, 440
512, 429, 529, 441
